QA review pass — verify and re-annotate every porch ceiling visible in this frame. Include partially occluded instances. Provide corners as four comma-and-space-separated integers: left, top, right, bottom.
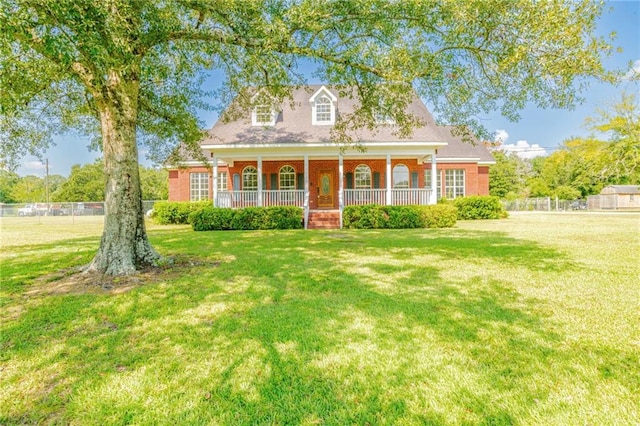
202, 141, 446, 163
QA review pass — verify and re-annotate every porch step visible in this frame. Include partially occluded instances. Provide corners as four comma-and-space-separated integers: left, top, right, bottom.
307, 210, 340, 229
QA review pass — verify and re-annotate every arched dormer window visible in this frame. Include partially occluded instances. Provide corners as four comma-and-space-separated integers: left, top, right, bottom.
310, 86, 337, 125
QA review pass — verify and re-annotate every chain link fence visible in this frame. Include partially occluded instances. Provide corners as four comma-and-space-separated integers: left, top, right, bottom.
502, 197, 588, 212
0, 201, 159, 217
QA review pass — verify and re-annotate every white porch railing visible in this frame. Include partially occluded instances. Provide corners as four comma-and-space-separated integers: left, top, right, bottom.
217, 188, 432, 208
263, 190, 304, 206
391, 188, 432, 205
216, 190, 304, 208
344, 189, 387, 205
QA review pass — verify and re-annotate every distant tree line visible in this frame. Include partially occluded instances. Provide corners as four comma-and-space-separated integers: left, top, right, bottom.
490, 93, 639, 200
0, 160, 168, 203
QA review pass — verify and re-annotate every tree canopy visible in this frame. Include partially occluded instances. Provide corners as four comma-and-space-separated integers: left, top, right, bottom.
490, 93, 639, 200
0, 0, 615, 274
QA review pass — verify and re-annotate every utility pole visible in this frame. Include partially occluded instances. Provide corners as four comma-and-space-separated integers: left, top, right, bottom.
45, 158, 49, 204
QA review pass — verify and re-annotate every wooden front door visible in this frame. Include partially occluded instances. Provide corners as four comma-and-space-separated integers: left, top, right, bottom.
317, 170, 334, 208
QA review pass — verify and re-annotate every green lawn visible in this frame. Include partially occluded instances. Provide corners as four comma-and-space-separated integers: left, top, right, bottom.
1, 213, 638, 425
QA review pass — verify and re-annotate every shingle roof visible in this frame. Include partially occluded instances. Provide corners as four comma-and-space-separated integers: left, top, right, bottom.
437, 126, 496, 163
186, 85, 494, 164
601, 185, 640, 194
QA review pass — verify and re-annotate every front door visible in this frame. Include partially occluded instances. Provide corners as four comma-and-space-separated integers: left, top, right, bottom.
317, 170, 334, 208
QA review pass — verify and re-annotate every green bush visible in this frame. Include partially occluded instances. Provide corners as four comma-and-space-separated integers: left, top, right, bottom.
343, 204, 457, 229
265, 206, 305, 229
189, 206, 234, 231
419, 204, 458, 228
189, 206, 303, 231
343, 204, 387, 229
453, 196, 508, 220
152, 201, 210, 224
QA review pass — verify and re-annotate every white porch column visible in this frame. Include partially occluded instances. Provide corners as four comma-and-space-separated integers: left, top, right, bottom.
430, 151, 437, 205
257, 155, 263, 207
386, 153, 392, 205
304, 154, 309, 230
212, 156, 218, 207
338, 154, 344, 228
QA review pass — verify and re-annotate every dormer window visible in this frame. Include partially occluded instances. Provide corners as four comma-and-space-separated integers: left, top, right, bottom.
315, 96, 333, 123
375, 109, 396, 125
310, 86, 337, 125
252, 105, 276, 126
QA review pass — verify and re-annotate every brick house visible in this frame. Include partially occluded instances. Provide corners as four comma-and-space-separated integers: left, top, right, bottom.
168, 85, 494, 228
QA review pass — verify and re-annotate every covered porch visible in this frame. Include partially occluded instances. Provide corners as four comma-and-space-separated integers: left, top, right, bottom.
205, 141, 445, 229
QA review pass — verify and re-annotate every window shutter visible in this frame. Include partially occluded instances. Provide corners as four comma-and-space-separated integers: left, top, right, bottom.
262, 174, 267, 190
345, 172, 354, 189
232, 173, 240, 191
296, 173, 304, 190
411, 171, 418, 188
270, 173, 277, 190
373, 172, 380, 189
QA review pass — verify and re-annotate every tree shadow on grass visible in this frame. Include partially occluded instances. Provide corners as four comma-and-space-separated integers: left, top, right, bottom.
1, 228, 635, 424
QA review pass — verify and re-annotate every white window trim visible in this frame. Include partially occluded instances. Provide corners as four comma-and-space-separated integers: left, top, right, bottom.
190, 172, 209, 201
242, 166, 258, 191
393, 164, 410, 189
218, 171, 228, 192
279, 165, 296, 190
444, 169, 465, 198
251, 105, 276, 126
354, 164, 372, 189
309, 86, 337, 126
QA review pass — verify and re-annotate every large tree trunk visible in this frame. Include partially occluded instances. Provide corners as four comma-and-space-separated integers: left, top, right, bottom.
85, 71, 161, 275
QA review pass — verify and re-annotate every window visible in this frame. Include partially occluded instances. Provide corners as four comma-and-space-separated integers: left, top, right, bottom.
354, 165, 371, 189
279, 165, 296, 190
424, 169, 442, 200
444, 169, 465, 198
242, 166, 258, 190
393, 164, 410, 188
315, 96, 333, 123
218, 171, 228, 192
374, 109, 395, 125
190, 173, 209, 201
252, 105, 276, 126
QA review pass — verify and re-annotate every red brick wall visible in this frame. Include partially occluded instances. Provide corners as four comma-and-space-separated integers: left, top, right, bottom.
169, 160, 491, 202
477, 166, 490, 195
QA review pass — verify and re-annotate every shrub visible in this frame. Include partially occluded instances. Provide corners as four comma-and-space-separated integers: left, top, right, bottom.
264, 206, 305, 229
152, 201, 210, 224
189, 207, 234, 231
343, 204, 457, 229
419, 204, 458, 228
231, 207, 267, 230
382, 205, 423, 229
453, 196, 508, 220
343, 204, 387, 229
189, 206, 303, 231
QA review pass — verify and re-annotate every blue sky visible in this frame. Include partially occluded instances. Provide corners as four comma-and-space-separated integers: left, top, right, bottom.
17, 1, 640, 177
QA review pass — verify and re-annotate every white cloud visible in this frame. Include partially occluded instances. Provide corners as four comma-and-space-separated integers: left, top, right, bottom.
500, 140, 547, 159
622, 59, 640, 81
23, 160, 47, 171
494, 129, 509, 144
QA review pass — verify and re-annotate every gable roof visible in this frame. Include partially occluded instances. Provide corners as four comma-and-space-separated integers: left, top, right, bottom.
437, 126, 496, 164
601, 185, 640, 195
168, 85, 494, 165
200, 85, 448, 146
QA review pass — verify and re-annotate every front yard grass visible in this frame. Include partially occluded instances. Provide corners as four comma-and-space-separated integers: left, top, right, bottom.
1, 212, 638, 425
